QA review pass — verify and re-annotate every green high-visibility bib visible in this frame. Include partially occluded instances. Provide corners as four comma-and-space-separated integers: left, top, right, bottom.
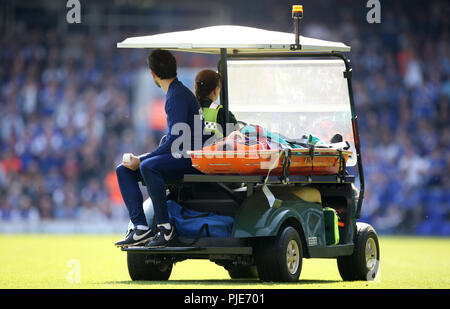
202, 102, 223, 137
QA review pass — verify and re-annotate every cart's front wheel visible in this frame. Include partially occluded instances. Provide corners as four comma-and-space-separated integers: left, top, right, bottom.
337, 222, 380, 281
127, 252, 172, 281
255, 226, 303, 282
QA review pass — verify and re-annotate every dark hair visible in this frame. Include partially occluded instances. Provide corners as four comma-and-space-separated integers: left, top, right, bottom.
147, 49, 177, 79
195, 70, 221, 100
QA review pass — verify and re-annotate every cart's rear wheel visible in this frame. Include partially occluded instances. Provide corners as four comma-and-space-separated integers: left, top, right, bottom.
337, 222, 380, 281
127, 252, 172, 281
255, 226, 303, 282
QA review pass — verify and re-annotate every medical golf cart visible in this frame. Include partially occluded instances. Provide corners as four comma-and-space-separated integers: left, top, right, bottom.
116, 7, 380, 282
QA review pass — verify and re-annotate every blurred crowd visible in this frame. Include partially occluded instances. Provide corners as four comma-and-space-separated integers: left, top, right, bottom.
347, 2, 450, 235
0, 27, 211, 225
0, 1, 449, 234
0, 30, 140, 223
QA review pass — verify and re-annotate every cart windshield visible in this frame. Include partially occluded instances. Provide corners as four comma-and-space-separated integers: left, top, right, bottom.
227, 59, 356, 166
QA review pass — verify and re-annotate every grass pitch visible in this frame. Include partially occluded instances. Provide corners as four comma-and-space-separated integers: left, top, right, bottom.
0, 234, 448, 289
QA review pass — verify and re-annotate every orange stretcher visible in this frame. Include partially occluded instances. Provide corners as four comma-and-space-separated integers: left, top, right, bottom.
188, 142, 352, 176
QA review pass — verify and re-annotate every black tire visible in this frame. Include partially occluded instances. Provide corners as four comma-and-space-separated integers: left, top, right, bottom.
255, 226, 303, 282
226, 265, 258, 279
337, 222, 380, 281
127, 252, 172, 281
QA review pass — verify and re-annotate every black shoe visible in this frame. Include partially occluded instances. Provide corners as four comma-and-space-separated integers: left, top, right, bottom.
330, 133, 343, 143
145, 225, 175, 248
114, 228, 154, 247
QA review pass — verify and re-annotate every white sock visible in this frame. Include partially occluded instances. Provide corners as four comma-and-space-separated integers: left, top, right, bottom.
136, 225, 150, 231
157, 223, 171, 230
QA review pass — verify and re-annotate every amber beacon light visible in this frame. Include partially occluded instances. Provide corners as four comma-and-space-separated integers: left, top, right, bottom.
291, 5, 303, 50
292, 5, 303, 16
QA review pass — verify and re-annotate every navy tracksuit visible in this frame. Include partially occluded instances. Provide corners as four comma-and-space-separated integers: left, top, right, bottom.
116, 78, 206, 227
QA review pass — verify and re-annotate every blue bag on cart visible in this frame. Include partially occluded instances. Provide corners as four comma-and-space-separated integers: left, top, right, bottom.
167, 200, 234, 238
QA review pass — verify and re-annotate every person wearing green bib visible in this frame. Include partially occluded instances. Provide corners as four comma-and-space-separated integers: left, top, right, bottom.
194, 70, 238, 139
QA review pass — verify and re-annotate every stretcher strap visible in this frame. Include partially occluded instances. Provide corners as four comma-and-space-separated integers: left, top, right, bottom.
262, 185, 282, 209
262, 149, 284, 208
281, 148, 292, 182
263, 148, 283, 184
337, 149, 346, 179
308, 143, 315, 178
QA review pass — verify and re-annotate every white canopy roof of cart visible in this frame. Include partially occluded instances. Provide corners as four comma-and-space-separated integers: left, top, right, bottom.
117, 25, 350, 54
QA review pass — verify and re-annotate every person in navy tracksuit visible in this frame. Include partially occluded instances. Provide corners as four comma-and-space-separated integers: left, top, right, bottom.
115, 49, 206, 248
